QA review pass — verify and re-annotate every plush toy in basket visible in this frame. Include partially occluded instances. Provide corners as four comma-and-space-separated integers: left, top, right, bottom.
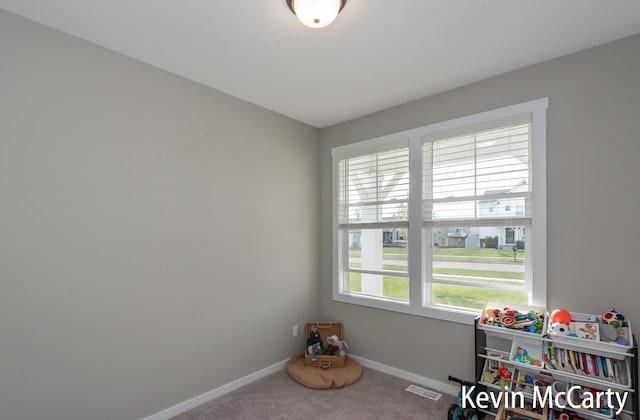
304, 321, 349, 369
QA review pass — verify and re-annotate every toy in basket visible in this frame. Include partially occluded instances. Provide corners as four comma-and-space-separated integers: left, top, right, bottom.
304, 321, 349, 369
480, 302, 546, 335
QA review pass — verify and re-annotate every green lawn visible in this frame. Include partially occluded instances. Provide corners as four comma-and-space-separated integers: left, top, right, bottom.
347, 246, 526, 307
348, 272, 527, 309
348, 273, 408, 300
432, 284, 528, 309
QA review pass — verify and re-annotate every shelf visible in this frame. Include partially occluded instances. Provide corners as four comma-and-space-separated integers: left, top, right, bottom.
474, 315, 639, 420
479, 356, 515, 391
551, 364, 631, 394
545, 313, 633, 356
544, 334, 634, 360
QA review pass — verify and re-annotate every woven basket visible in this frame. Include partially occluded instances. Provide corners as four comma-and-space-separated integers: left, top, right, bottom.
304, 321, 346, 369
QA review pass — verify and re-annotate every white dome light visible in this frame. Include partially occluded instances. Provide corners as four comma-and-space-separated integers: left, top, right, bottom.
286, 0, 347, 29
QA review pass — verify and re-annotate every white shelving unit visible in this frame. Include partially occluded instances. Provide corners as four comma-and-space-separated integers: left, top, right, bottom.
475, 316, 638, 420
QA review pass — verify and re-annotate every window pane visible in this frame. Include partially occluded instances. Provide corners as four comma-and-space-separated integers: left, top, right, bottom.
432, 200, 476, 220
478, 197, 526, 219
340, 148, 409, 224
432, 197, 527, 221
431, 134, 476, 200
348, 202, 409, 223
346, 272, 409, 301
431, 225, 526, 287
348, 229, 408, 272
424, 122, 531, 222
431, 283, 528, 310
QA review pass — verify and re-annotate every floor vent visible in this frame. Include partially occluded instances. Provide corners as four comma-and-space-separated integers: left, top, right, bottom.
405, 384, 442, 401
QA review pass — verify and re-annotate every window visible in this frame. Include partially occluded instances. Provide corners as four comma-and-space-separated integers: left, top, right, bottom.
336, 143, 410, 302
506, 228, 515, 244
332, 98, 547, 324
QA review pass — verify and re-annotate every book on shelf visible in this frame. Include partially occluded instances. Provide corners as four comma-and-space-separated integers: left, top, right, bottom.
569, 321, 600, 341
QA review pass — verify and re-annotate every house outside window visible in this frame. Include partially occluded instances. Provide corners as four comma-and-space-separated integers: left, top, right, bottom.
332, 99, 547, 324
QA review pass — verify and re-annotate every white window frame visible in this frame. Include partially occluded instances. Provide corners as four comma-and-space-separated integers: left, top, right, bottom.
332, 98, 548, 325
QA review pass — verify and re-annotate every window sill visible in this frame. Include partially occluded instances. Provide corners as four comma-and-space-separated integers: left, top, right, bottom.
333, 292, 478, 325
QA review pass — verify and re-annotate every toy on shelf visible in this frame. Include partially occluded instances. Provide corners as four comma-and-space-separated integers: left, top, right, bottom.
482, 366, 514, 386
513, 373, 552, 395
616, 332, 630, 346
547, 307, 632, 348
513, 346, 542, 367
602, 309, 630, 346
550, 308, 572, 325
481, 353, 514, 387
603, 309, 628, 328
549, 322, 577, 337
568, 322, 599, 341
482, 307, 545, 334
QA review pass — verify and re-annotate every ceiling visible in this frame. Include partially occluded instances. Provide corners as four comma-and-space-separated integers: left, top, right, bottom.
2, 1, 640, 128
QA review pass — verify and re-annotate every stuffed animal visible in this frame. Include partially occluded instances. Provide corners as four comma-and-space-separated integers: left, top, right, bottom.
307, 326, 322, 349
326, 334, 349, 356
325, 344, 340, 356
307, 342, 324, 361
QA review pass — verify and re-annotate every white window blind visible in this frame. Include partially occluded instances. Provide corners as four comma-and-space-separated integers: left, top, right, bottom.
424, 121, 531, 224
339, 147, 409, 227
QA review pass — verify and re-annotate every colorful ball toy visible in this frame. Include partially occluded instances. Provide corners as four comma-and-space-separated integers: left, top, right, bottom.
550, 308, 572, 325
603, 309, 626, 328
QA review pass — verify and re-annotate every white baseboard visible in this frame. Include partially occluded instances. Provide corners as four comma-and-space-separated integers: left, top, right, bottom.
141, 358, 289, 420
142, 354, 457, 420
348, 353, 459, 397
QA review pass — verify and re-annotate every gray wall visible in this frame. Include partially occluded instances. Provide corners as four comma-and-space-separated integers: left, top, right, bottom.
320, 34, 640, 384
3, 6, 640, 420
0, 10, 319, 420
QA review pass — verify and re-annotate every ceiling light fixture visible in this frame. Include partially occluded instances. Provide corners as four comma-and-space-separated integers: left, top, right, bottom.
286, 0, 347, 29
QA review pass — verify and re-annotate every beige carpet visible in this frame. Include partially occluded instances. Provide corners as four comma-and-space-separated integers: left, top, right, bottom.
172, 365, 456, 419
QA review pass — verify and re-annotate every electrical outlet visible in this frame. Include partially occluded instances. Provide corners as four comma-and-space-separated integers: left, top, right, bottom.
292, 325, 299, 338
